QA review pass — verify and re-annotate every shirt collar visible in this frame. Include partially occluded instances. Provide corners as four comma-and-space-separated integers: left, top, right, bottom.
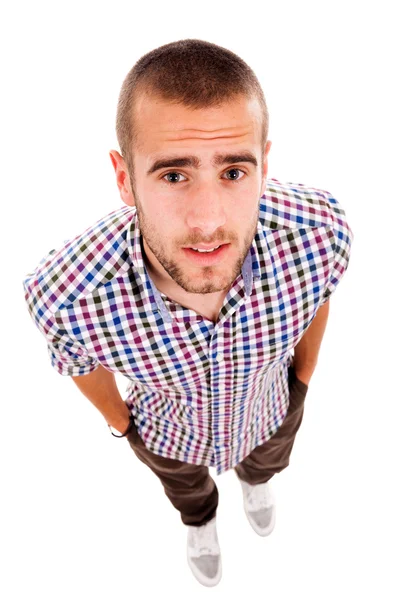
127, 208, 261, 323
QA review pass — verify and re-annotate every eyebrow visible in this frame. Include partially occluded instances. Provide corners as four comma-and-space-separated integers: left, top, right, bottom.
146, 151, 258, 176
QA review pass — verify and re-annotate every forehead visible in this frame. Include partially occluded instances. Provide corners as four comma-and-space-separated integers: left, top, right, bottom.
132, 93, 262, 157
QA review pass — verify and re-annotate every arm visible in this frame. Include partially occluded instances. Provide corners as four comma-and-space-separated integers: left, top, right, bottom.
292, 299, 330, 386
71, 364, 131, 434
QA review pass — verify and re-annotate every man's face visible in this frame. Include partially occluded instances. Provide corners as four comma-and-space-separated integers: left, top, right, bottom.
110, 93, 271, 296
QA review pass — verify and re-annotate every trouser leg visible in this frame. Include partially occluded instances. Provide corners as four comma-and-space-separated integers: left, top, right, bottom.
126, 421, 218, 527
235, 365, 308, 485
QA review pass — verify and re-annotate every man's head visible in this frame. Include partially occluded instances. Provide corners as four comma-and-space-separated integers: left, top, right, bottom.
110, 39, 272, 296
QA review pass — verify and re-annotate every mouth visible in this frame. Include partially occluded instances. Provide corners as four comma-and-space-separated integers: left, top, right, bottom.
182, 243, 230, 265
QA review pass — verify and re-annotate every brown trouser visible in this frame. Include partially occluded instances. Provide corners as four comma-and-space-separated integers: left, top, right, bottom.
126, 365, 308, 526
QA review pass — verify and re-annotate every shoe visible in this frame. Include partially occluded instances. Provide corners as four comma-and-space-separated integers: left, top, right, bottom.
235, 471, 276, 536
186, 516, 222, 587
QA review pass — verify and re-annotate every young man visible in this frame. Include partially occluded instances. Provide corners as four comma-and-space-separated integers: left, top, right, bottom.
22, 39, 353, 587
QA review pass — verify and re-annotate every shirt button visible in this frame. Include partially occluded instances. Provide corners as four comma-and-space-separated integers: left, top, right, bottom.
215, 352, 223, 363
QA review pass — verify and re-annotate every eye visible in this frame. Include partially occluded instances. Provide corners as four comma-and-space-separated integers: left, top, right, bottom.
162, 172, 187, 185
161, 168, 246, 186
222, 168, 246, 183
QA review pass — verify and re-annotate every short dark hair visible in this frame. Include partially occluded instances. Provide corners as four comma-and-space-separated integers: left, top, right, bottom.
115, 39, 269, 180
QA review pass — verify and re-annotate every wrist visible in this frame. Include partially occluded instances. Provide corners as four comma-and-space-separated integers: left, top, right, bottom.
292, 361, 315, 386
108, 414, 134, 437
108, 413, 132, 435
293, 367, 313, 386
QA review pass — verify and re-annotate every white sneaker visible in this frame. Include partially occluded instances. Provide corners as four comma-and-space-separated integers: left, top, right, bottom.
236, 471, 276, 536
186, 516, 222, 587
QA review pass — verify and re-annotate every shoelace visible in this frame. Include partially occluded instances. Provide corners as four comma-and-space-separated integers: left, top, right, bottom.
191, 520, 218, 554
246, 483, 273, 510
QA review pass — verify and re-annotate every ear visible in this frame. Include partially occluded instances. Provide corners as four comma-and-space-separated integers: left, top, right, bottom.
109, 150, 136, 207
260, 140, 272, 194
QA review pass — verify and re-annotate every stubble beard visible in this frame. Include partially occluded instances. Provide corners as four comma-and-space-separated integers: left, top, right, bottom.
134, 190, 259, 295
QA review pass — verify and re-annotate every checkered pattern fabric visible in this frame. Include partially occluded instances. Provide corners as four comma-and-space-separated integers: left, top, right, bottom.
22, 178, 353, 475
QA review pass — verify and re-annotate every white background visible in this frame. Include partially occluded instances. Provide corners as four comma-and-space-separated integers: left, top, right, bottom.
1, 0, 399, 598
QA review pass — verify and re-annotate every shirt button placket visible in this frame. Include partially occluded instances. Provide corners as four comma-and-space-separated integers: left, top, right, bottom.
213, 352, 223, 453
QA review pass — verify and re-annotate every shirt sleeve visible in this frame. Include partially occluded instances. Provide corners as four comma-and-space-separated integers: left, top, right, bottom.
22, 255, 100, 377
319, 191, 354, 306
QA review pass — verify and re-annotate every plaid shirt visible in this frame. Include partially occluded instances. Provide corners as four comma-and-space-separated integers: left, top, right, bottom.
22, 178, 353, 476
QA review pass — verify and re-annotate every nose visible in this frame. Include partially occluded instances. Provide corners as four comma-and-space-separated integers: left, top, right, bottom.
185, 182, 227, 236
